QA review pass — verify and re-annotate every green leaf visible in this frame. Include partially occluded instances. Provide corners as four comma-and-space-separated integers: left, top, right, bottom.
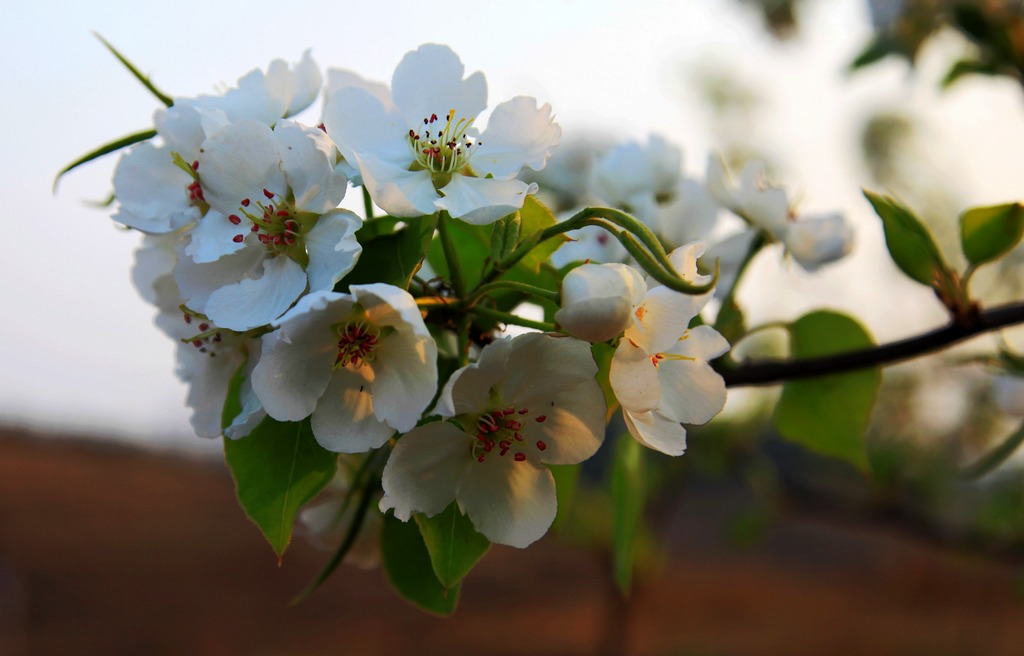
220, 357, 248, 431
611, 434, 646, 595
490, 211, 522, 262
942, 58, 1002, 89
337, 214, 437, 291
94, 32, 174, 107
848, 35, 902, 71
516, 195, 566, 273
592, 343, 619, 423
54, 128, 157, 190
713, 296, 746, 345
959, 202, 1024, 268
224, 417, 338, 559
414, 503, 490, 589
550, 464, 581, 532
772, 311, 880, 471
863, 190, 954, 288
381, 513, 460, 616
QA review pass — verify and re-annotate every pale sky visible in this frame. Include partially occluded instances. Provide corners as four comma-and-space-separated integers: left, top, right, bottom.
4, 0, 1022, 451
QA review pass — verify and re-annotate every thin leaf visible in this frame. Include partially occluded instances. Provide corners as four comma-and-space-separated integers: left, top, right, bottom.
53, 128, 156, 191
381, 514, 461, 616
415, 503, 490, 589
94, 32, 174, 107
612, 434, 646, 596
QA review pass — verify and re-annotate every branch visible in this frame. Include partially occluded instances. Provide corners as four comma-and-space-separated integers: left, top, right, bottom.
719, 301, 1024, 387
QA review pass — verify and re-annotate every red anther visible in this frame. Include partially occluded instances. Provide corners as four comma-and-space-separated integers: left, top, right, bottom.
476, 434, 488, 442
258, 234, 271, 244
430, 113, 438, 122
518, 408, 529, 415
408, 129, 416, 138
277, 210, 289, 217
514, 452, 526, 462
483, 440, 494, 452
535, 415, 547, 423
284, 237, 296, 246
513, 432, 523, 441
229, 215, 242, 225
241, 198, 251, 207
191, 160, 199, 170
263, 188, 275, 200
503, 408, 515, 416
505, 420, 523, 431
232, 234, 244, 243
536, 440, 547, 451
183, 314, 192, 324
213, 334, 222, 342
198, 323, 209, 331
477, 454, 486, 463
317, 123, 327, 132
500, 446, 509, 456
192, 340, 202, 347
499, 440, 510, 449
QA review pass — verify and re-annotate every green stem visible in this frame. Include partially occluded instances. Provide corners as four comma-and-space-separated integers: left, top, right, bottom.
961, 420, 1024, 480
465, 281, 560, 307
362, 187, 375, 220
437, 212, 466, 298
470, 306, 556, 332
457, 314, 471, 367
714, 231, 769, 332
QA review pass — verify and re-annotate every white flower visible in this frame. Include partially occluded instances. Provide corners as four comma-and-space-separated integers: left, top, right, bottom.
555, 263, 646, 343
323, 43, 561, 225
379, 333, 605, 548
173, 119, 359, 331
251, 284, 438, 453
590, 135, 681, 226
133, 235, 266, 439
609, 243, 729, 455
784, 212, 855, 272
655, 178, 721, 249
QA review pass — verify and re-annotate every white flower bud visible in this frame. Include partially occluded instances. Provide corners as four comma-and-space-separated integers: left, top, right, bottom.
785, 213, 854, 271
555, 263, 646, 343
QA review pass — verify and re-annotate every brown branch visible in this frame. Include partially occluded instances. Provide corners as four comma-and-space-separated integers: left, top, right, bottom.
719, 302, 1024, 387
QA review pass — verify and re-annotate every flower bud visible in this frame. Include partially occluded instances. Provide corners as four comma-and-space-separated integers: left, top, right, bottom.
785, 213, 854, 271
555, 263, 646, 343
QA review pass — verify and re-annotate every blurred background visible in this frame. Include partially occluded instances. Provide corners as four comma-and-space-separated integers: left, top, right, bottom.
3, 0, 1024, 653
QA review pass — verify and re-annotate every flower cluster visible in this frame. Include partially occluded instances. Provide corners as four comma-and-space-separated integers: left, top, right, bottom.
108, 44, 732, 567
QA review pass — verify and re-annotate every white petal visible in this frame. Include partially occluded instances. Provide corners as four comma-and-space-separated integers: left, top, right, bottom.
251, 292, 353, 421
370, 329, 438, 432
379, 421, 472, 520
436, 337, 514, 416
224, 340, 267, 440
304, 209, 362, 292
656, 359, 727, 426
153, 102, 206, 156
177, 339, 247, 438
785, 213, 854, 271
198, 120, 287, 218
435, 175, 537, 226
530, 379, 606, 465
666, 241, 714, 288
174, 242, 264, 311
204, 255, 308, 330
556, 263, 646, 343
132, 234, 178, 305
311, 367, 395, 452
274, 120, 348, 213
391, 44, 487, 127
458, 456, 556, 548
354, 153, 438, 218
501, 333, 598, 407
555, 296, 633, 343
623, 408, 688, 456
322, 86, 410, 167
672, 325, 731, 361
624, 286, 702, 355
185, 210, 248, 263
283, 49, 323, 118
656, 178, 721, 248
324, 68, 394, 110
609, 340, 661, 413
476, 97, 561, 179
112, 142, 199, 233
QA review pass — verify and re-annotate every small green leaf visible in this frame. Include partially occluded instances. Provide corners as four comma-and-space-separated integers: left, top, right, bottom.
94, 32, 174, 107
415, 503, 490, 589
611, 434, 646, 595
773, 311, 879, 471
516, 195, 567, 273
849, 35, 902, 71
220, 358, 249, 431
713, 296, 746, 345
959, 202, 1024, 268
942, 58, 1002, 89
224, 417, 338, 559
591, 343, 619, 423
550, 464, 581, 532
490, 211, 522, 262
381, 514, 460, 616
337, 214, 437, 291
54, 128, 157, 190
863, 190, 954, 288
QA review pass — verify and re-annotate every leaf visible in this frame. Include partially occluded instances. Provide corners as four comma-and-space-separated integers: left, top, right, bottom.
592, 343, 619, 423
490, 211, 522, 262
863, 190, 955, 288
414, 503, 490, 589
713, 296, 746, 345
223, 417, 338, 559
550, 464, 581, 532
54, 128, 157, 190
772, 311, 880, 472
942, 58, 1002, 89
381, 513, 460, 616
336, 214, 437, 291
611, 434, 646, 595
94, 32, 174, 107
959, 202, 1024, 268
516, 195, 567, 273
848, 35, 902, 71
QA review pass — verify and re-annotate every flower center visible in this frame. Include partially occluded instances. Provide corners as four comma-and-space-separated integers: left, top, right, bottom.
407, 109, 481, 175
228, 188, 311, 258
181, 312, 224, 358
470, 406, 548, 464
334, 321, 381, 369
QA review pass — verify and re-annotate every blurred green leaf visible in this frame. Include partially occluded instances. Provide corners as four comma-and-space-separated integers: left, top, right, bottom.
516, 195, 566, 273
863, 190, 955, 289
490, 211, 522, 262
550, 463, 581, 532
382, 514, 460, 616
959, 202, 1024, 269
773, 311, 880, 472
942, 58, 1003, 88
95, 32, 174, 107
592, 343, 619, 423
224, 417, 338, 559
849, 35, 902, 71
415, 503, 490, 589
714, 295, 746, 345
612, 434, 646, 595
54, 128, 156, 190
337, 214, 437, 291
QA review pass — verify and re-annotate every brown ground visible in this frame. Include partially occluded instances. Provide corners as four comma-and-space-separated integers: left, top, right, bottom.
1, 427, 1022, 656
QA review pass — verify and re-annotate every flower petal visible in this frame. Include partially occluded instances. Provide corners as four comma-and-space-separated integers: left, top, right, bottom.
609, 340, 661, 413
323, 86, 410, 167
324, 68, 394, 111
671, 325, 731, 361
436, 337, 514, 416
624, 286, 703, 355
174, 241, 264, 311
274, 120, 348, 213
112, 142, 199, 233
435, 175, 537, 225
304, 209, 362, 293
501, 333, 598, 408
311, 366, 395, 452
475, 96, 561, 180
531, 379, 606, 465
354, 153, 438, 218
623, 408, 688, 456
656, 359, 727, 426
458, 456, 556, 548
185, 210, 248, 263
203, 255, 307, 331
391, 44, 487, 127
197, 120, 287, 218
379, 421, 472, 521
